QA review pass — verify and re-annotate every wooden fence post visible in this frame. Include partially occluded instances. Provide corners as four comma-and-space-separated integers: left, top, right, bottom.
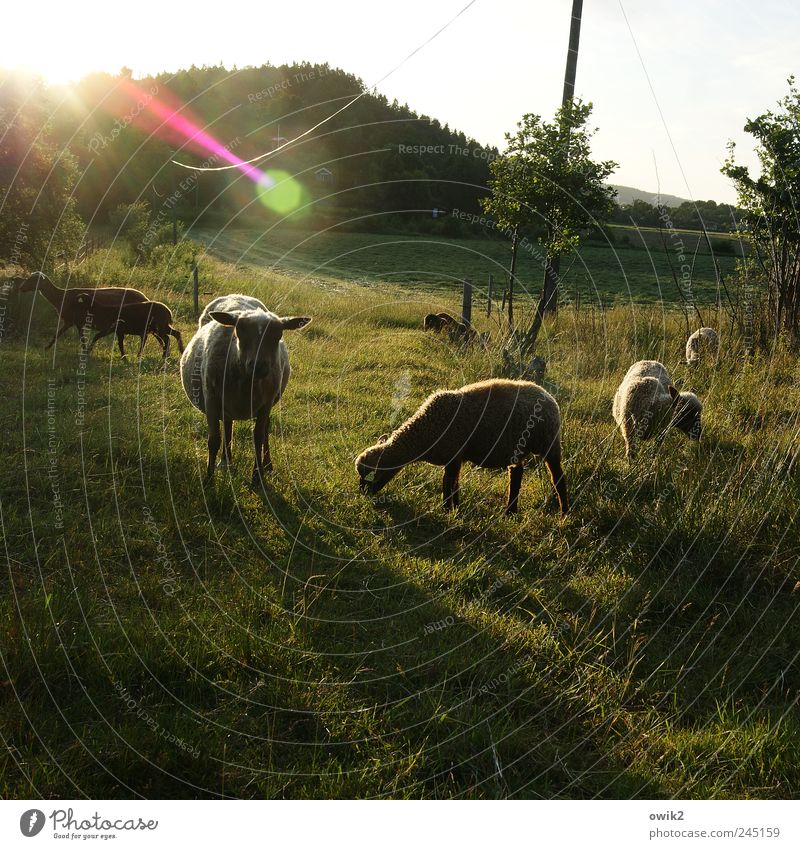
192, 262, 199, 318
461, 279, 472, 329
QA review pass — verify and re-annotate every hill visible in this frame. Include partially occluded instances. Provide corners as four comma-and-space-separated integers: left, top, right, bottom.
610, 184, 690, 207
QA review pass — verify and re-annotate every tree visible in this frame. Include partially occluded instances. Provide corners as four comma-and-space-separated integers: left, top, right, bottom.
0, 73, 83, 271
481, 100, 617, 351
722, 77, 800, 341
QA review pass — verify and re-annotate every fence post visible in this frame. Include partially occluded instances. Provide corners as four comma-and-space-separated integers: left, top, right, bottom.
461, 279, 472, 329
487, 274, 493, 316
192, 262, 199, 318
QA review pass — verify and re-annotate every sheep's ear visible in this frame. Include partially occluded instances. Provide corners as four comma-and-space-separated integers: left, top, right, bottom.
281, 316, 312, 330
668, 384, 680, 401
377, 434, 389, 444
209, 311, 237, 327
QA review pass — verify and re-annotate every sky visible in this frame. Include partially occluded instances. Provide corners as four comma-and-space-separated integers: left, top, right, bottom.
5, 0, 799, 204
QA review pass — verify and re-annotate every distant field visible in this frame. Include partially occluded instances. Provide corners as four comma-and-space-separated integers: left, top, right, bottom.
189, 224, 741, 309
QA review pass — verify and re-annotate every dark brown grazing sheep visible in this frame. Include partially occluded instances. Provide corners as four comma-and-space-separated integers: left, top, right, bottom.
19, 271, 148, 349
423, 312, 458, 332
356, 378, 568, 516
86, 300, 184, 359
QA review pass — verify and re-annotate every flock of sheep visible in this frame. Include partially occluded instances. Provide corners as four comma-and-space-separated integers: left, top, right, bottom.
17, 272, 720, 519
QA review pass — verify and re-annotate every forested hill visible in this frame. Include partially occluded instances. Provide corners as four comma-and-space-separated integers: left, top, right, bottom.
8, 63, 496, 228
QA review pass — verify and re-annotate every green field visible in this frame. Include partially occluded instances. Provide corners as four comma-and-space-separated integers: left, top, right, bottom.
1, 246, 798, 799
189, 224, 741, 310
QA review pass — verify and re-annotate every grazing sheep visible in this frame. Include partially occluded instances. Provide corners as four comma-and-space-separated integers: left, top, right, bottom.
180, 294, 311, 485
356, 378, 568, 516
87, 300, 184, 359
612, 360, 702, 461
19, 271, 148, 349
423, 312, 458, 332
686, 326, 720, 366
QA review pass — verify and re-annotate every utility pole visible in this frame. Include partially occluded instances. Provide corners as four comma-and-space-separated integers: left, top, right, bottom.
540, 0, 583, 316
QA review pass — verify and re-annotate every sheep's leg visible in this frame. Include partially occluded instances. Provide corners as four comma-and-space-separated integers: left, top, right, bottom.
506, 464, 524, 515
622, 417, 637, 463
206, 411, 221, 480
45, 321, 72, 350
116, 328, 127, 359
87, 325, 116, 353
442, 458, 462, 511
160, 331, 170, 359
170, 327, 185, 354
544, 453, 569, 516
221, 418, 233, 467
251, 411, 270, 486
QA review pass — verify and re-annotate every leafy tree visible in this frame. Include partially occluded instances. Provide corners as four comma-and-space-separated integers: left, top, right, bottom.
722, 77, 800, 340
481, 99, 616, 348
0, 73, 83, 271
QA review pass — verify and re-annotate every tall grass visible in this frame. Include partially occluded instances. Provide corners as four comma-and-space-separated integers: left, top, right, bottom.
0, 249, 798, 798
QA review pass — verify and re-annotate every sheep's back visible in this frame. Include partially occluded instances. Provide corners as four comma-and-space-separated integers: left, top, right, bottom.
614, 375, 672, 436
199, 294, 269, 326
445, 380, 561, 468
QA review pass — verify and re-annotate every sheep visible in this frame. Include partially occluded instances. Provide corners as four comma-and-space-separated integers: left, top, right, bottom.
612, 360, 702, 461
686, 326, 720, 366
180, 294, 311, 485
355, 378, 568, 516
86, 300, 184, 359
19, 271, 148, 350
423, 312, 458, 332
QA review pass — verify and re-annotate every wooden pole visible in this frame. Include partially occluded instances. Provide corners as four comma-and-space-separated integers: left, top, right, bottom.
487, 274, 493, 316
461, 278, 472, 329
192, 262, 199, 318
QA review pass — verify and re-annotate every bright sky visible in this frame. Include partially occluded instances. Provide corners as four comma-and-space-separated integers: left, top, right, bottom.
5, 0, 798, 204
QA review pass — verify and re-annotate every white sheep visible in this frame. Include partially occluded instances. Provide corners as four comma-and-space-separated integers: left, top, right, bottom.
180, 294, 311, 484
686, 326, 719, 366
612, 360, 702, 461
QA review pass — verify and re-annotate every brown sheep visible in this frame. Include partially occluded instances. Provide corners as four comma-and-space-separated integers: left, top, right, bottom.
86, 300, 185, 359
356, 378, 568, 516
423, 312, 458, 332
19, 271, 148, 349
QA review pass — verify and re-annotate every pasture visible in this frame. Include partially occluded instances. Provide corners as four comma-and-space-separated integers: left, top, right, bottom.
0, 245, 798, 799
189, 224, 741, 307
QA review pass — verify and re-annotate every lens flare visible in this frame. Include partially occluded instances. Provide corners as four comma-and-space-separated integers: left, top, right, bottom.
114, 79, 312, 205
256, 170, 309, 216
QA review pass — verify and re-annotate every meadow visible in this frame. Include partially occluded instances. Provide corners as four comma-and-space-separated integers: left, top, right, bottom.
0, 241, 798, 799
189, 223, 742, 308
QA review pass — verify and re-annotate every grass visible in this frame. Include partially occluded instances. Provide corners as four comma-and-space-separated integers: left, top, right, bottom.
188, 223, 741, 308
0, 245, 799, 799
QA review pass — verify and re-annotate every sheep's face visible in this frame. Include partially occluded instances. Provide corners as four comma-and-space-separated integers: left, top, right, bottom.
356, 437, 400, 494
209, 310, 311, 379
669, 387, 702, 440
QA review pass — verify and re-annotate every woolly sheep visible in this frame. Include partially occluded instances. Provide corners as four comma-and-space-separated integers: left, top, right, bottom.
180, 294, 311, 485
355, 378, 568, 516
686, 326, 720, 366
612, 360, 702, 461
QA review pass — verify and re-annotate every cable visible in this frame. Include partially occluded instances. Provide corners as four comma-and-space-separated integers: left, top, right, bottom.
172, 0, 479, 172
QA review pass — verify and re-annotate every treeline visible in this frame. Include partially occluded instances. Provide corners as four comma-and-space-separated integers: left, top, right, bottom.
2, 61, 742, 272
609, 198, 740, 232
1, 62, 496, 265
